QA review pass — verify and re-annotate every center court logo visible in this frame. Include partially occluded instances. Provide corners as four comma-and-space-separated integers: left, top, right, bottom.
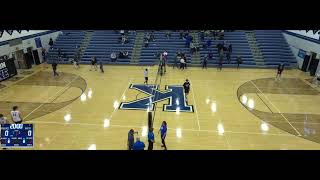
119, 84, 194, 112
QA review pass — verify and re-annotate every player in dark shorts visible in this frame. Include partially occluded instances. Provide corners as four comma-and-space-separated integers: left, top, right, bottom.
183, 79, 191, 101
276, 63, 284, 81
52, 61, 59, 77
90, 57, 98, 71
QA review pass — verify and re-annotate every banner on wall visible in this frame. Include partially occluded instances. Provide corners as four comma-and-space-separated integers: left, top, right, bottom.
35, 37, 42, 48
298, 49, 307, 59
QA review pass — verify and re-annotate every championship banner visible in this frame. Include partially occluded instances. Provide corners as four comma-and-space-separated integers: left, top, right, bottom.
0, 58, 17, 82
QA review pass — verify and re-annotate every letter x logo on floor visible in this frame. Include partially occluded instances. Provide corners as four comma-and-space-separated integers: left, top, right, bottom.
119, 84, 193, 112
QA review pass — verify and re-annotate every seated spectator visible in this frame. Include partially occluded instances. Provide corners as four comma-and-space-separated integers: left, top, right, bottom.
110, 52, 117, 62
120, 30, 125, 36
121, 35, 128, 45
144, 39, 149, 47
206, 39, 212, 48
208, 50, 214, 59
145, 33, 151, 41
179, 30, 184, 39
200, 30, 205, 41
119, 51, 129, 58
150, 31, 155, 41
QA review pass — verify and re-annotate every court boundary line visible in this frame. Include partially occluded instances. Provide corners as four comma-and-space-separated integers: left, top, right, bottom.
27, 120, 296, 137
109, 78, 132, 120
255, 93, 274, 113
189, 80, 201, 131
250, 80, 302, 136
24, 75, 79, 120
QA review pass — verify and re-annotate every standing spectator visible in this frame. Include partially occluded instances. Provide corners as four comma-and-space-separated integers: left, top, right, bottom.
144, 68, 149, 84
120, 30, 125, 36
180, 57, 185, 70
236, 56, 242, 69
41, 48, 47, 63
99, 60, 104, 73
174, 52, 181, 69
127, 129, 137, 150
226, 50, 231, 64
52, 61, 59, 76
49, 38, 53, 47
11, 106, 23, 124
228, 44, 232, 54
132, 138, 145, 150
0, 114, 8, 124
158, 121, 167, 150
148, 128, 155, 150
275, 63, 285, 81
218, 49, 224, 70
202, 55, 208, 69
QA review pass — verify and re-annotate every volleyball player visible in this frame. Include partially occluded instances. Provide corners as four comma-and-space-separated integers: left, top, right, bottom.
183, 79, 191, 101
0, 114, 8, 124
90, 56, 98, 71
158, 121, 167, 150
11, 106, 23, 124
144, 68, 148, 84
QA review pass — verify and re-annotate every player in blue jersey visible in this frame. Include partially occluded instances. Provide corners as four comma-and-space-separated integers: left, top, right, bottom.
158, 121, 167, 150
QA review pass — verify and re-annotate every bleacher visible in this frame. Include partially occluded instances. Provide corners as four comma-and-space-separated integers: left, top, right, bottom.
81, 30, 135, 64
47, 31, 85, 63
254, 30, 297, 67
197, 31, 256, 67
139, 31, 192, 66
47, 30, 297, 68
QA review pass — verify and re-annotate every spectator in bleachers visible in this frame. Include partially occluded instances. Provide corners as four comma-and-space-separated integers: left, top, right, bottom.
228, 44, 232, 54
165, 31, 171, 39
49, 38, 53, 47
145, 33, 151, 41
226, 50, 231, 64
119, 50, 129, 58
200, 31, 205, 41
121, 35, 128, 45
150, 31, 155, 41
179, 30, 184, 39
236, 56, 242, 69
208, 50, 214, 59
120, 30, 125, 36
185, 35, 192, 48
110, 52, 117, 62
58, 48, 64, 61
144, 38, 149, 47
206, 38, 212, 48
217, 42, 223, 53
173, 52, 180, 69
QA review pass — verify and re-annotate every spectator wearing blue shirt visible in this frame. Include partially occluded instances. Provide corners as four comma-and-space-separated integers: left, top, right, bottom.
132, 138, 145, 150
148, 128, 155, 150
158, 121, 167, 150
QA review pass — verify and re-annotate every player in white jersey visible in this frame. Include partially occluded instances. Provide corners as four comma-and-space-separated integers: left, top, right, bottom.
11, 106, 23, 124
0, 114, 8, 124
144, 68, 149, 84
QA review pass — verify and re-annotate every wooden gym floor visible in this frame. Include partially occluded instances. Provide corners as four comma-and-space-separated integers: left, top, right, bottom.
1, 64, 320, 150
